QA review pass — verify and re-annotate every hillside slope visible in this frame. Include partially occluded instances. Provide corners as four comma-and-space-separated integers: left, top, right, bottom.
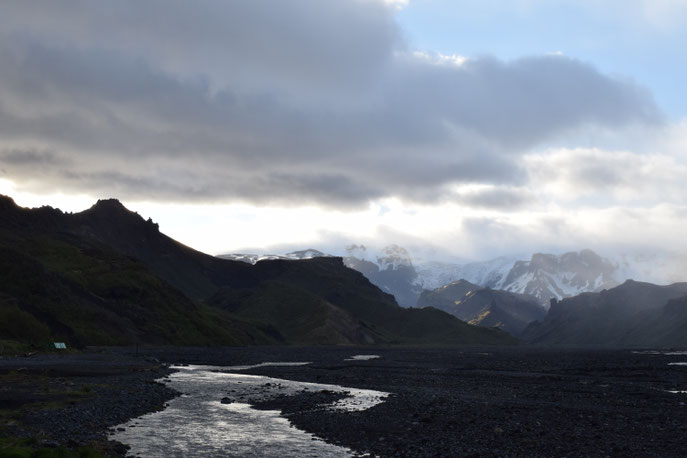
417, 280, 546, 336
0, 195, 515, 347
522, 280, 687, 346
626, 295, 687, 347
0, 234, 276, 348
208, 257, 515, 345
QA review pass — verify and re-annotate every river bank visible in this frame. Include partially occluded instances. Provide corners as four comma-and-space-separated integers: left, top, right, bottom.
0, 351, 175, 456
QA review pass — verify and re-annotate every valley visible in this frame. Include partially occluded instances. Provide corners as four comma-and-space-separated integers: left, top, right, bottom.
2, 2, 685, 456
3, 195, 687, 456
2, 346, 687, 457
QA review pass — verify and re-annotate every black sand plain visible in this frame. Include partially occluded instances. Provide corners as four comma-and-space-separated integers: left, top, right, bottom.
2, 346, 687, 457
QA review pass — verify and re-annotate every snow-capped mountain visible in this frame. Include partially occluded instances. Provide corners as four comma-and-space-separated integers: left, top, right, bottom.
417, 250, 620, 306
497, 249, 619, 305
375, 244, 415, 271
219, 249, 330, 264
219, 245, 682, 309
343, 244, 422, 307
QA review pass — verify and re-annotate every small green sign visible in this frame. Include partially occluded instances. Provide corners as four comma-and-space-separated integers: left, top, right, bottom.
53, 342, 67, 349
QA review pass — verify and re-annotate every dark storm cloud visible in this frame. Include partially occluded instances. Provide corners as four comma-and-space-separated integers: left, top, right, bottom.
0, 0, 660, 206
0, 149, 65, 167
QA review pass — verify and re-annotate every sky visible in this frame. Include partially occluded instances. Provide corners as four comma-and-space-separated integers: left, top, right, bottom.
1, 0, 686, 261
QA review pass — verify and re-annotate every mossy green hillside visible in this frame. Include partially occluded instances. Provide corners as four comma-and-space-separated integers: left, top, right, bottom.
0, 238, 276, 347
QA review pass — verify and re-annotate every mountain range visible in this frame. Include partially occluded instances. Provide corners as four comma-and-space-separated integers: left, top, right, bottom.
416, 280, 546, 336
0, 195, 514, 348
413, 249, 622, 305
225, 246, 623, 307
223, 245, 426, 307
5, 194, 687, 349
221, 244, 687, 347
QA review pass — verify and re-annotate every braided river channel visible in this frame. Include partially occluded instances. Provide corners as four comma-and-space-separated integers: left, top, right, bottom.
111, 361, 389, 457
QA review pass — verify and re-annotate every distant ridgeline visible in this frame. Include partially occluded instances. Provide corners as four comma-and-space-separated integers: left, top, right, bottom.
0, 195, 513, 349
222, 244, 424, 308
222, 245, 687, 348
416, 280, 546, 338
224, 246, 622, 308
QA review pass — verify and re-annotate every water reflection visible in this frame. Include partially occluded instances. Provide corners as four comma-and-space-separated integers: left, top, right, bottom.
344, 355, 380, 361
112, 364, 389, 457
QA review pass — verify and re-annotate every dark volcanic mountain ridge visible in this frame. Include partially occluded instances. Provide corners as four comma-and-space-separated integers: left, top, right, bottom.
0, 195, 515, 348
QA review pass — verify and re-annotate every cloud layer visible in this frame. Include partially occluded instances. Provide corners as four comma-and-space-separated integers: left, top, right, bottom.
0, 0, 660, 207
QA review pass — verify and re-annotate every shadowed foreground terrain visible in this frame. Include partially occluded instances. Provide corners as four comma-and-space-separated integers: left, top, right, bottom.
74, 346, 687, 456
2, 347, 687, 456
0, 352, 174, 457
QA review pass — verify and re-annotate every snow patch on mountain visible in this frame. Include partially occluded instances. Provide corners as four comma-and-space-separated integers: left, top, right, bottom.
497, 250, 619, 305
219, 249, 329, 264
414, 257, 517, 291
376, 244, 413, 271
342, 244, 421, 307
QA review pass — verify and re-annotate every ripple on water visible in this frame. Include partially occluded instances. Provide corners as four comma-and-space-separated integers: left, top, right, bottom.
112, 364, 389, 457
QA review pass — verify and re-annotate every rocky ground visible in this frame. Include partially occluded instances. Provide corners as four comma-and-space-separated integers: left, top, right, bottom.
0, 351, 175, 456
2, 346, 687, 457
138, 346, 687, 457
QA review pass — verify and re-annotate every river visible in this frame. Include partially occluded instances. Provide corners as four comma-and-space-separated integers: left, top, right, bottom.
112, 361, 389, 457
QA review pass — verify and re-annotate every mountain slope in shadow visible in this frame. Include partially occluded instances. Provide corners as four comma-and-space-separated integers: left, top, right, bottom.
0, 195, 515, 347
522, 280, 687, 347
417, 280, 546, 336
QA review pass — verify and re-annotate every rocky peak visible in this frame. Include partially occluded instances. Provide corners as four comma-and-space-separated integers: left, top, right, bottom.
88, 198, 129, 214
377, 244, 414, 270
81, 198, 157, 228
500, 249, 619, 305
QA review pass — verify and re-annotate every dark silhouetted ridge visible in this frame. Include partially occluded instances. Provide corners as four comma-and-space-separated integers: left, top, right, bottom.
0, 194, 516, 347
